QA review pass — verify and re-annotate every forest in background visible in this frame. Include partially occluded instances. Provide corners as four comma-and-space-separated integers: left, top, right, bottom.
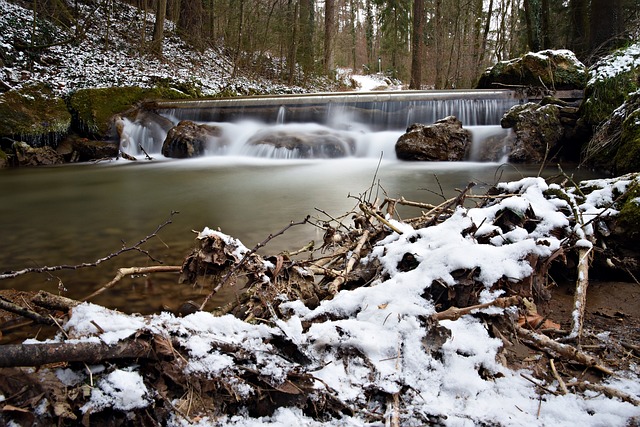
20, 0, 640, 90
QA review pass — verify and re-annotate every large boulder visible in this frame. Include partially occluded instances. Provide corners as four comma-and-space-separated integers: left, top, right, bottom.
395, 116, 471, 161
0, 84, 71, 148
500, 99, 581, 163
245, 128, 355, 158
162, 120, 222, 158
477, 49, 588, 91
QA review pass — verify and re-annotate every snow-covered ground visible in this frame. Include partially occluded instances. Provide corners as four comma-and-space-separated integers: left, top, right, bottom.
12, 174, 640, 426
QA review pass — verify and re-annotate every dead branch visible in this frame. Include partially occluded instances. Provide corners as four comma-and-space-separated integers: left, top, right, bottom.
32, 291, 82, 311
566, 381, 640, 406
359, 203, 403, 234
0, 339, 154, 367
328, 229, 371, 295
516, 325, 613, 376
568, 246, 592, 341
0, 296, 56, 325
431, 296, 521, 321
81, 265, 181, 302
199, 216, 310, 310
0, 212, 178, 280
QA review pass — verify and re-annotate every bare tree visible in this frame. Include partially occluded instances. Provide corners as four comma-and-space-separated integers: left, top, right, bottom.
409, 0, 424, 89
324, 0, 336, 74
151, 0, 167, 55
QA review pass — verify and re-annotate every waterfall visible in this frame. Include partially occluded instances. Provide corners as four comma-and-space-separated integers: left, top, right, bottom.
123, 90, 521, 160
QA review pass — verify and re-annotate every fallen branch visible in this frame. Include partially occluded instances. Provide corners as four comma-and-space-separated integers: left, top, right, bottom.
566, 381, 640, 406
31, 291, 81, 311
0, 296, 56, 325
0, 212, 178, 280
0, 339, 154, 367
516, 325, 613, 376
568, 246, 592, 341
82, 265, 181, 302
328, 229, 371, 295
431, 296, 521, 321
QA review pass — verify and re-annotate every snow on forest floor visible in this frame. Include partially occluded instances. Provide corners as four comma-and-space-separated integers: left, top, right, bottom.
2, 174, 639, 426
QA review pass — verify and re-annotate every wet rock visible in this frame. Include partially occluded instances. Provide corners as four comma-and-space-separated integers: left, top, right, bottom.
500, 100, 580, 163
246, 128, 355, 158
477, 49, 587, 91
12, 140, 64, 166
395, 116, 471, 161
162, 120, 222, 158
69, 137, 119, 162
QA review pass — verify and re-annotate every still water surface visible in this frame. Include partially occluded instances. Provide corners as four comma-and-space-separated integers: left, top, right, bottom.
0, 157, 602, 314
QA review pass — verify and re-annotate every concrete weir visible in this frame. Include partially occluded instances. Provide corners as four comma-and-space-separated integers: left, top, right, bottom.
144, 90, 525, 130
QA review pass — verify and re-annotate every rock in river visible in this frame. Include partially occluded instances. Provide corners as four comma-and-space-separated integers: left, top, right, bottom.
395, 116, 471, 161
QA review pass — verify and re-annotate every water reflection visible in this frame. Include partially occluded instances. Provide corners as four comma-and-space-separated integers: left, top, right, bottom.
0, 159, 602, 314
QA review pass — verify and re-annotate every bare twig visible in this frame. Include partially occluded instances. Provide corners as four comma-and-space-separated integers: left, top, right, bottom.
328, 229, 371, 295
0, 212, 178, 280
82, 265, 182, 302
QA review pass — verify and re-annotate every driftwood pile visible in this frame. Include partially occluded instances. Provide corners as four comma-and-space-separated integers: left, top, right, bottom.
0, 173, 639, 425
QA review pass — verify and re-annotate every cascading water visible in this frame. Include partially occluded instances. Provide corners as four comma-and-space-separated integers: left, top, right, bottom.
120, 90, 520, 160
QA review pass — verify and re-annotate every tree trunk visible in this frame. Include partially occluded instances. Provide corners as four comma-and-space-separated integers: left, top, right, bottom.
151, 0, 167, 55
523, 0, 540, 51
409, 0, 424, 89
569, 0, 589, 61
287, 0, 299, 85
590, 0, 623, 56
298, 0, 315, 75
434, 0, 444, 88
541, 0, 551, 49
324, 0, 336, 75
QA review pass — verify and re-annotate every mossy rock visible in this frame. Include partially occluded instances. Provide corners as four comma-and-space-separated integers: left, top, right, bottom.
66, 86, 191, 139
611, 179, 640, 258
585, 91, 640, 173
580, 43, 640, 127
0, 84, 71, 148
615, 108, 640, 173
477, 50, 588, 91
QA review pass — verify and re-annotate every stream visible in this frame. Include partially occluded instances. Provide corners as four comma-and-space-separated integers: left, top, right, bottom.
0, 158, 601, 314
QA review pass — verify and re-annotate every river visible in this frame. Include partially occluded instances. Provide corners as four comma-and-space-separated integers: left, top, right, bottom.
0, 156, 601, 315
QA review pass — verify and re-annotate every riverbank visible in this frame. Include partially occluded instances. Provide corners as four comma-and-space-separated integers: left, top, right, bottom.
1, 172, 639, 426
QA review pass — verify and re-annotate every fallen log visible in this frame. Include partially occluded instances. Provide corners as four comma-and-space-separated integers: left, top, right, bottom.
0, 339, 154, 367
516, 325, 613, 375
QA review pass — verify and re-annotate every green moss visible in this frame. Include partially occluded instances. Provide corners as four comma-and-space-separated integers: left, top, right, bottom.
0, 83, 71, 147
66, 86, 191, 137
581, 74, 639, 126
616, 181, 640, 238
615, 109, 640, 173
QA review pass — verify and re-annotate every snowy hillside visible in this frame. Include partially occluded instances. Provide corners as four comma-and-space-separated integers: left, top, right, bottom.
0, 0, 333, 97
